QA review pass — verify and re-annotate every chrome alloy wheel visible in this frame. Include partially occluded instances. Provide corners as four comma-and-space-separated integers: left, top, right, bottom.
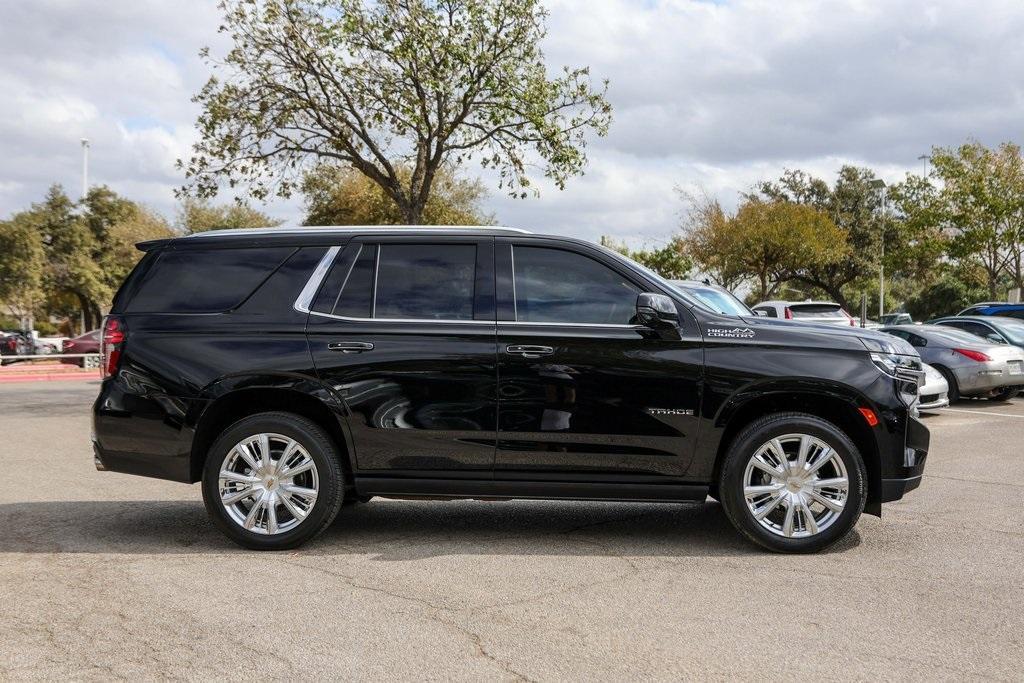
742, 433, 849, 538
218, 433, 320, 535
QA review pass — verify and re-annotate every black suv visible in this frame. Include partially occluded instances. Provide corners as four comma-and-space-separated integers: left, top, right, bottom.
93, 227, 929, 552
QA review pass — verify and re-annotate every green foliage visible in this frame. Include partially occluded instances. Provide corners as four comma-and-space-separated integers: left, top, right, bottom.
181, 0, 612, 224
0, 213, 46, 326
600, 236, 691, 280
755, 166, 884, 310
677, 195, 748, 290
680, 194, 846, 301
178, 199, 281, 234
903, 266, 989, 321
0, 185, 174, 333
921, 141, 1024, 297
302, 164, 493, 226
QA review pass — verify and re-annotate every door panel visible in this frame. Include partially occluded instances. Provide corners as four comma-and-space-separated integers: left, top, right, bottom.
306, 237, 497, 473
494, 240, 703, 480
496, 324, 703, 478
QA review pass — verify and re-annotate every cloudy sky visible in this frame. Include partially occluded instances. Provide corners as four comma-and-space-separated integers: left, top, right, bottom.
2, 0, 1023, 247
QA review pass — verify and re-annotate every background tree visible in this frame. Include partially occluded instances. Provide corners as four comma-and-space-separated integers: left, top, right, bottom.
903, 264, 989, 320
730, 199, 846, 303
29, 186, 109, 331
599, 236, 691, 280
679, 195, 749, 290
178, 199, 280, 234
302, 164, 493, 225
181, 0, 611, 224
926, 141, 1024, 297
756, 166, 885, 311
0, 215, 46, 330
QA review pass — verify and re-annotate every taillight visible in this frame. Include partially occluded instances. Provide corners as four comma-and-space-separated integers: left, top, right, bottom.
100, 316, 126, 378
784, 307, 793, 319
954, 348, 991, 362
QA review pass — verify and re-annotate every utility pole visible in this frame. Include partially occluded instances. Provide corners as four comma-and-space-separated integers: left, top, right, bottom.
80, 138, 90, 198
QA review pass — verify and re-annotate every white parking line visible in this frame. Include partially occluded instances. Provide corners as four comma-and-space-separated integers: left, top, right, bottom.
940, 407, 1024, 419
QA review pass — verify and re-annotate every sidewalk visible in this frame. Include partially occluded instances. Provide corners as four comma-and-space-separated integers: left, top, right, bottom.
0, 360, 100, 383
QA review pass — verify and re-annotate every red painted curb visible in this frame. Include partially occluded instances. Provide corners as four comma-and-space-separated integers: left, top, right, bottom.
0, 373, 100, 384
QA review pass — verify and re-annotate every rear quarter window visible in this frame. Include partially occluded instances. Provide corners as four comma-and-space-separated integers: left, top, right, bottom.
790, 304, 844, 318
126, 247, 294, 313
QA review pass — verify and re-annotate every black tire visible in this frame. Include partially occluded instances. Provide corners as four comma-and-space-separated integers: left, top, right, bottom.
933, 365, 960, 403
988, 387, 1019, 402
201, 412, 345, 550
718, 412, 867, 553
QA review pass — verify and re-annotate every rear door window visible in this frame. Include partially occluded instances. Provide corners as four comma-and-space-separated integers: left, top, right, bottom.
328, 243, 477, 320
126, 247, 293, 313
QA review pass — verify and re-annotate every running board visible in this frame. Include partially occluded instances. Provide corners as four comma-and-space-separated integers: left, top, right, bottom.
354, 477, 708, 502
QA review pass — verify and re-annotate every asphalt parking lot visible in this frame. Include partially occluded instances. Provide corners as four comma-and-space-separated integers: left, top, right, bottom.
1, 382, 1023, 681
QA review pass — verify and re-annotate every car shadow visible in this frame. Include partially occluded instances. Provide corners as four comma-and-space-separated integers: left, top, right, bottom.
0, 498, 862, 559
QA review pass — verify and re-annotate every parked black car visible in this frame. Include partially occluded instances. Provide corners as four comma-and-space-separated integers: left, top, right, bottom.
93, 227, 929, 552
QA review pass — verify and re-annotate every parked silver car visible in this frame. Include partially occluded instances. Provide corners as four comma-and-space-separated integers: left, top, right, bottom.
918, 363, 949, 411
752, 300, 857, 327
930, 315, 1024, 352
881, 324, 1024, 401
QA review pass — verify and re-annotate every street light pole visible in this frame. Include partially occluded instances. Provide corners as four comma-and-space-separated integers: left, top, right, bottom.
80, 138, 90, 198
917, 154, 930, 177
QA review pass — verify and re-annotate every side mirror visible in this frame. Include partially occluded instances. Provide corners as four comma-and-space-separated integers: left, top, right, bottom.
754, 309, 768, 317
635, 292, 678, 329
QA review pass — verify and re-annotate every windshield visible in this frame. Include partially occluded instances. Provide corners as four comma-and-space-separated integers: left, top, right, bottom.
991, 320, 1024, 345
595, 245, 752, 317
669, 283, 752, 316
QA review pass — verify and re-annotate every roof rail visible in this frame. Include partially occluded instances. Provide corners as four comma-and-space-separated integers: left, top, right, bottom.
182, 225, 532, 239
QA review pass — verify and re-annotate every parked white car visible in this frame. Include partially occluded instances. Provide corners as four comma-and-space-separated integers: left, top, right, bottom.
918, 363, 950, 411
751, 300, 857, 327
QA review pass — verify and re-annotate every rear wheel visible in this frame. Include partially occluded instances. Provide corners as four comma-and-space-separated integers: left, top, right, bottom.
201, 412, 345, 550
719, 412, 866, 553
988, 387, 1018, 402
934, 366, 960, 403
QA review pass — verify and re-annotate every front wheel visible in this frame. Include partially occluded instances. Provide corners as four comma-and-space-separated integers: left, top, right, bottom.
201, 412, 345, 550
719, 412, 866, 553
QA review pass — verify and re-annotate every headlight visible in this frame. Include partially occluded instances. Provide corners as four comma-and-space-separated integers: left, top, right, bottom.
871, 352, 924, 406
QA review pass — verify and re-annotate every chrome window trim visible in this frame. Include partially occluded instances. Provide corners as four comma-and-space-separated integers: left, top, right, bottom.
293, 246, 340, 314
305, 308, 640, 328
371, 244, 381, 318
308, 309, 491, 325
296, 243, 644, 330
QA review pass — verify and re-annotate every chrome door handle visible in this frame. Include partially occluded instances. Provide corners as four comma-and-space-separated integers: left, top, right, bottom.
328, 342, 374, 353
506, 344, 554, 358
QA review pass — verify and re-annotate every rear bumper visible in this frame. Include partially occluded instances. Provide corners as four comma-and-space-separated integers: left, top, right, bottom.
957, 361, 1023, 393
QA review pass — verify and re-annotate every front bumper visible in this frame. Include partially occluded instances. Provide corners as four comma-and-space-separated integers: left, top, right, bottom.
879, 412, 930, 504
917, 392, 949, 410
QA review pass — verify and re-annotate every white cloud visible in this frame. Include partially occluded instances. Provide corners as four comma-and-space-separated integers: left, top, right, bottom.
1, 0, 1023, 243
